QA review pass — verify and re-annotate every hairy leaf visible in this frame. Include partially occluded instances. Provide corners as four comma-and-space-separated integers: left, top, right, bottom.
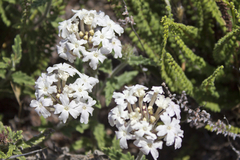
200, 65, 224, 98
93, 123, 105, 150
31, 0, 51, 8
0, 62, 7, 69
105, 71, 138, 106
99, 59, 112, 74
17, 128, 53, 150
76, 123, 89, 134
128, 55, 156, 66
11, 71, 35, 85
0, 69, 6, 79
11, 34, 22, 66
102, 147, 134, 160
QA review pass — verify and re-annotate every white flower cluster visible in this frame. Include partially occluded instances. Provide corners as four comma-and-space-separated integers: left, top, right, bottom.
57, 9, 124, 70
108, 85, 183, 160
30, 63, 99, 124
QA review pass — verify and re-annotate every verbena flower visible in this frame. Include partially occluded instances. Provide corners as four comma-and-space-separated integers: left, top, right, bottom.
57, 9, 124, 70
30, 63, 98, 124
54, 94, 79, 123
108, 84, 183, 160
30, 97, 53, 118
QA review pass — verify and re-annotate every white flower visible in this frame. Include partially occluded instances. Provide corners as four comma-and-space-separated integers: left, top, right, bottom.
143, 91, 155, 103
83, 10, 97, 25
58, 19, 71, 38
115, 123, 134, 149
92, 28, 113, 48
67, 22, 79, 34
155, 95, 171, 109
72, 9, 97, 26
67, 34, 87, 58
57, 40, 77, 63
30, 97, 53, 118
47, 63, 78, 81
108, 37, 122, 58
76, 98, 96, 124
174, 129, 183, 149
152, 86, 163, 94
122, 86, 138, 104
72, 9, 89, 20
156, 113, 181, 146
166, 101, 181, 119
78, 73, 99, 92
99, 15, 124, 36
133, 84, 148, 97
62, 85, 74, 97
92, 11, 105, 27
132, 121, 156, 139
108, 104, 128, 126
54, 94, 79, 123
35, 73, 57, 86
82, 49, 106, 70
70, 80, 89, 100
35, 80, 57, 97
134, 138, 163, 160
129, 111, 142, 125
112, 92, 125, 105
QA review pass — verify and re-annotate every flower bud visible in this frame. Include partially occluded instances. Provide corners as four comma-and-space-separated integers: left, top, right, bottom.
79, 31, 84, 38
150, 116, 156, 123
136, 107, 141, 113
84, 35, 88, 40
89, 36, 93, 43
89, 29, 94, 36
148, 106, 153, 114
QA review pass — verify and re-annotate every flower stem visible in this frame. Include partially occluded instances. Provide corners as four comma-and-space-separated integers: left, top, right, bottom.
135, 150, 144, 160
110, 61, 128, 78
34, 0, 52, 27
97, 61, 128, 96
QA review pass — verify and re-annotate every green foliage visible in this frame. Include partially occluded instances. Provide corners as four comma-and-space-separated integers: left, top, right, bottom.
161, 52, 193, 94
0, 0, 65, 99
205, 123, 240, 135
0, 121, 51, 159
16, 128, 53, 150
0, 35, 35, 99
200, 65, 224, 98
102, 137, 135, 160
99, 59, 112, 74
104, 71, 138, 106
213, 27, 240, 63
93, 123, 106, 150
203, 0, 227, 32
11, 34, 22, 69
76, 123, 89, 134
110, 0, 240, 113
12, 71, 35, 85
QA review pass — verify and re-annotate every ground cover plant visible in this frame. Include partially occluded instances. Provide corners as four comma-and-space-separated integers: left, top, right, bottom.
1, 0, 240, 159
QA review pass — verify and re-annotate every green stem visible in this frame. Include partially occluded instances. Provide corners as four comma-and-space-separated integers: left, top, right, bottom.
110, 61, 128, 78
97, 61, 128, 96
231, 7, 236, 29
0, 69, 12, 87
135, 150, 144, 160
34, 0, 52, 27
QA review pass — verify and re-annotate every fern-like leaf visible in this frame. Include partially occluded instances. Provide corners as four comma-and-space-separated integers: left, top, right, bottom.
213, 27, 240, 63
161, 52, 193, 94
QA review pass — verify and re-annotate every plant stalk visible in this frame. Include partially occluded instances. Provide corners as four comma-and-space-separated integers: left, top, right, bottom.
135, 150, 144, 160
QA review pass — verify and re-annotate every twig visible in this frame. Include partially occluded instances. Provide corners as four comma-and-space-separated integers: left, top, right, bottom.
120, 0, 146, 53
6, 148, 47, 159
34, 0, 52, 27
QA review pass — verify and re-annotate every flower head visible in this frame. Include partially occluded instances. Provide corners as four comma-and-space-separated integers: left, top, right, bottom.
108, 84, 183, 160
57, 9, 124, 70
